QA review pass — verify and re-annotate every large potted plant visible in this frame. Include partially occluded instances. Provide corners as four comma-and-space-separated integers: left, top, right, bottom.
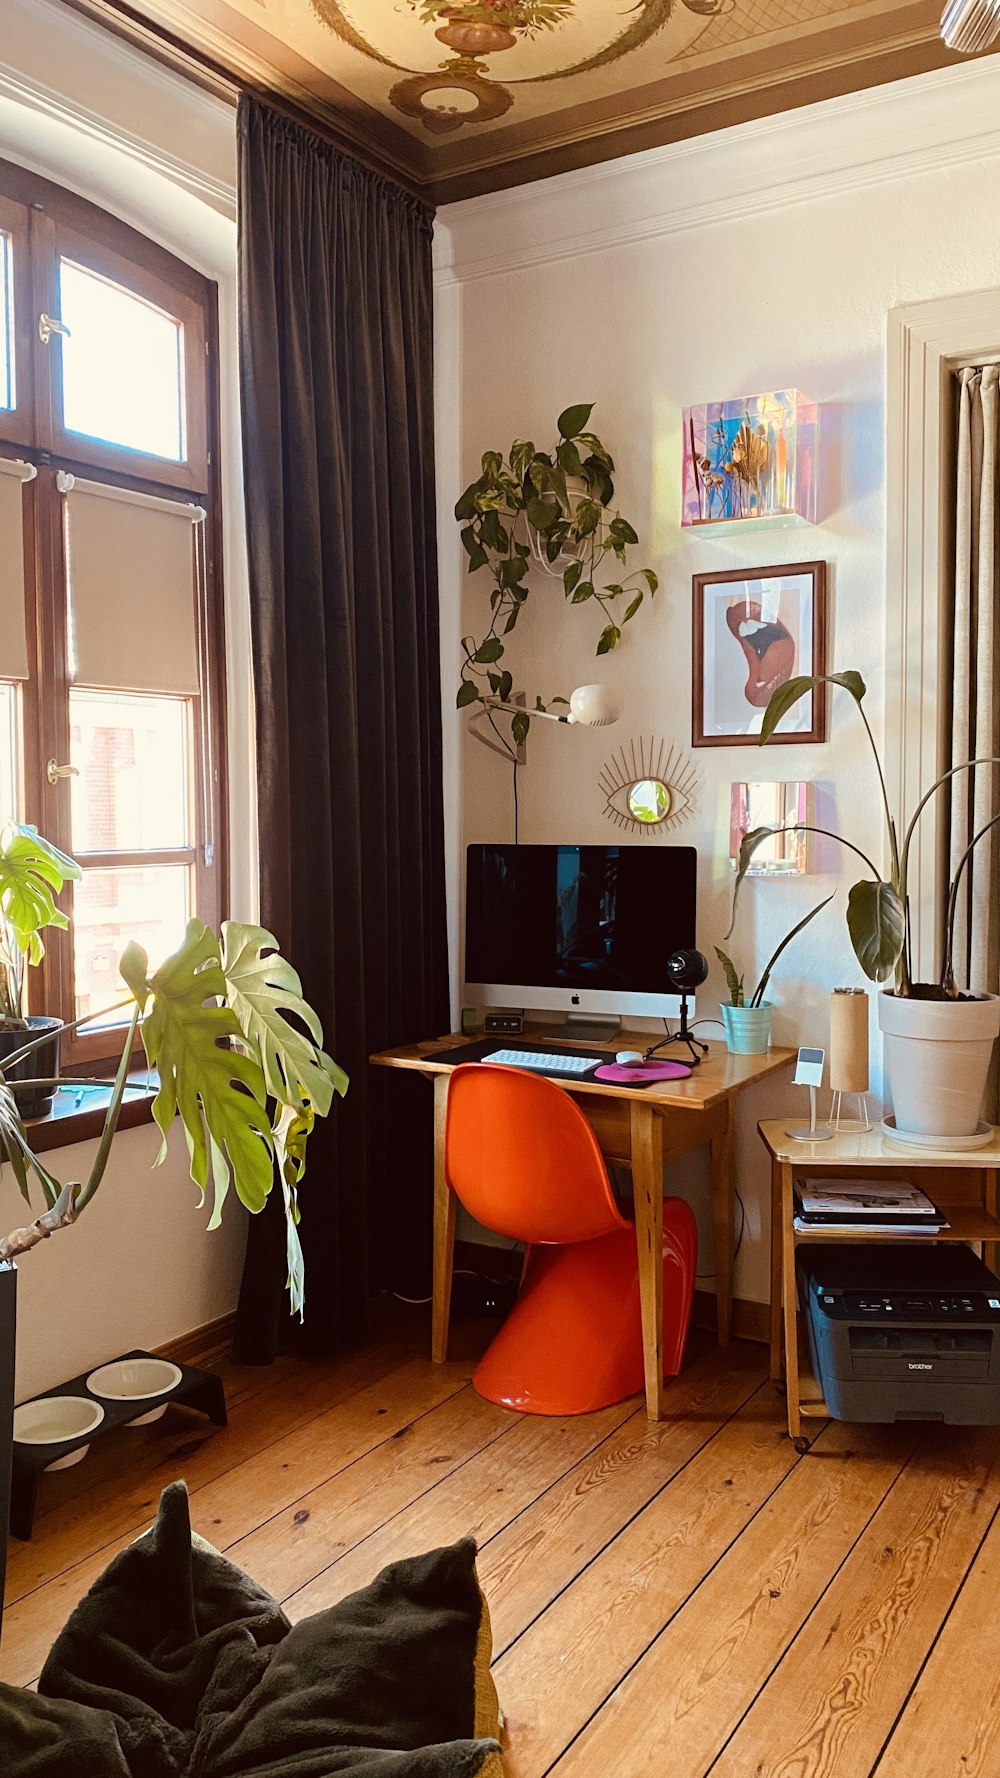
0, 824, 81, 1119
741, 670, 1000, 1141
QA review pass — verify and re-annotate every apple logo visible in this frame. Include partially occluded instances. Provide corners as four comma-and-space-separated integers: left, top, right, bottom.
571, 994, 580, 1005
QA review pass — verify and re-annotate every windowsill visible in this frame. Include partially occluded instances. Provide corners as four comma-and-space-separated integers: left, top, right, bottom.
23, 1070, 157, 1153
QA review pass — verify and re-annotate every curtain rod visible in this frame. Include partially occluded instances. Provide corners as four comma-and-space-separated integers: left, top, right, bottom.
58, 0, 430, 205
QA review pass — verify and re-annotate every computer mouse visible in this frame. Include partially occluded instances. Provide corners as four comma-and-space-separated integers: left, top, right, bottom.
615, 1050, 645, 1065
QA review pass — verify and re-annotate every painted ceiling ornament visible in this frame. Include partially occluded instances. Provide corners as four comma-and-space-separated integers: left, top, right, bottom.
311, 0, 732, 134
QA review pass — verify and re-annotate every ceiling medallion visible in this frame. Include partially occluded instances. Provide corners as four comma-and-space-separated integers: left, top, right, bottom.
312, 0, 731, 134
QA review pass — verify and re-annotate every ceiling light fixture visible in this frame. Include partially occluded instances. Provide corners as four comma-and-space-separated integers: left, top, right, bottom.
940, 0, 1000, 52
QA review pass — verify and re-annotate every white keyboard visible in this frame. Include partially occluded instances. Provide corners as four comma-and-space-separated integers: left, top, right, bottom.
484, 1048, 602, 1076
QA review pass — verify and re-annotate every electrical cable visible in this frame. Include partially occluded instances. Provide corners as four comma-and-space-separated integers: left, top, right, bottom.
696, 1187, 746, 1282
392, 1267, 510, 1307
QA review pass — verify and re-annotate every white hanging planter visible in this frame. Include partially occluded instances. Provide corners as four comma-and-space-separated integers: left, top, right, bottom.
878, 990, 1000, 1140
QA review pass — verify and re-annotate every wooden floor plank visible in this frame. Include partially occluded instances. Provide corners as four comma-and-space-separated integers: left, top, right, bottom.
547, 1419, 914, 1778
873, 1499, 1000, 1778
494, 1384, 793, 1777
482, 1342, 766, 1652
223, 1385, 515, 1600
709, 1425, 1000, 1778
7, 1312, 1000, 1778
5, 1338, 424, 1605
280, 1343, 759, 1624
281, 1404, 646, 1620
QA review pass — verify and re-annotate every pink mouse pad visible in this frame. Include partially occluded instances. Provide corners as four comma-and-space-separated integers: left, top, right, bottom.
593, 1060, 693, 1084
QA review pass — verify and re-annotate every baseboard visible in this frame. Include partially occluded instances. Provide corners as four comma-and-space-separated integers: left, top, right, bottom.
156, 1312, 236, 1368
692, 1289, 769, 1345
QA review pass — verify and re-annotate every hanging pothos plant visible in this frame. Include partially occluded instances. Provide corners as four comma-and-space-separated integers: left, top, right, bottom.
455, 403, 659, 747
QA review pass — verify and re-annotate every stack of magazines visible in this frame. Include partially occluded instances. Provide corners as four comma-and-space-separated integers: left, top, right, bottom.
793, 1177, 949, 1234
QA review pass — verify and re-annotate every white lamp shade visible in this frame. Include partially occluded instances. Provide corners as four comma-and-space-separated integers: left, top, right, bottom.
568, 684, 621, 726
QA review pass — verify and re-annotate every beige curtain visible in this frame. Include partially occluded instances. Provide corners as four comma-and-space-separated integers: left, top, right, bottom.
948, 363, 1000, 998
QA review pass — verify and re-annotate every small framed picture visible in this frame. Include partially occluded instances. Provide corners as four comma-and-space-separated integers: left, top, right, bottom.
692, 561, 827, 747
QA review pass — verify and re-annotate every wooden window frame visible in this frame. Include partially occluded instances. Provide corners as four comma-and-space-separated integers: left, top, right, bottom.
0, 157, 228, 1073
0, 192, 35, 449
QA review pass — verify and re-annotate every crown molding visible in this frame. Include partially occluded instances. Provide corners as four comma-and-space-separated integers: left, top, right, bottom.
435, 56, 1000, 285
0, 0, 237, 217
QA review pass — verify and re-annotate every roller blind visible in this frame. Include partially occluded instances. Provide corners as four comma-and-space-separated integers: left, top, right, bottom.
62, 476, 204, 695
0, 458, 32, 680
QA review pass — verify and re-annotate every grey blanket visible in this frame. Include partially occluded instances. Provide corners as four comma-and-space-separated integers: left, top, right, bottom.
0, 1483, 503, 1776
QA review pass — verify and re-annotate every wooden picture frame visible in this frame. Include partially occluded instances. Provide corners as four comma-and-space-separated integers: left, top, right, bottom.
692, 560, 827, 748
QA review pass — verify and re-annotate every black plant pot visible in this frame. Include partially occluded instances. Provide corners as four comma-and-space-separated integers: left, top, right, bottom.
0, 1016, 62, 1119
0, 1261, 15, 1627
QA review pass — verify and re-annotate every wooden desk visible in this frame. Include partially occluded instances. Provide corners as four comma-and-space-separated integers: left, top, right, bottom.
371, 1031, 794, 1420
759, 1120, 1000, 1448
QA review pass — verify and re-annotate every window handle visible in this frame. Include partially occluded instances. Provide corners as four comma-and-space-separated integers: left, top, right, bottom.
38, 313, 71, 345
46, 759, 79, 785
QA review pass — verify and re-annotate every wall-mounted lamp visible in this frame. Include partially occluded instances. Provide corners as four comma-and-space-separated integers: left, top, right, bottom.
492, 683, 622, 728
469, 683, 621, 761
940, 0, 1000, 50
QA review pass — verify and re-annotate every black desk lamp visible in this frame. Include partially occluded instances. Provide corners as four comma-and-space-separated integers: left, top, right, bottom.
647, 949, 710, 1066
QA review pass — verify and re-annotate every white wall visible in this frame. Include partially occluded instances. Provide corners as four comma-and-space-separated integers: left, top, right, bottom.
0, 0, 253, 1397
435, 58, 1000, 1304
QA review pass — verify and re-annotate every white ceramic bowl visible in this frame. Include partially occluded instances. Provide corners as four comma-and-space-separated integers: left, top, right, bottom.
13, 1395, 105, 1470
86, 1358, 182, 1424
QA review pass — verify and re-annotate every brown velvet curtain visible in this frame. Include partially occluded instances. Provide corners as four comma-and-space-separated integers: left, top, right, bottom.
232, 98, 450, 1361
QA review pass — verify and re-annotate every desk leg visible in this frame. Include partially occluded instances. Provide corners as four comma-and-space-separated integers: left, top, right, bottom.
770, 1155, 783, 1382
431, 1074, 455, 1365
631, 1101, 665, 1421
710, 1095, 736, 1347
780, 1161, 801, 1443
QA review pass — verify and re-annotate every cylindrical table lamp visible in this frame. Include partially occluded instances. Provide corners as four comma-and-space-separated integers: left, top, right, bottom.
829, 987, 870, 1130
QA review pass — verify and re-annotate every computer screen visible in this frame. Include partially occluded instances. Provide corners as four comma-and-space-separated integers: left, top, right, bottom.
464, 843, 698, 1018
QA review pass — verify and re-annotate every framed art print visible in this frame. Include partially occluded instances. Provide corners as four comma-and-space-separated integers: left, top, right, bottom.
692, 561, 827, 747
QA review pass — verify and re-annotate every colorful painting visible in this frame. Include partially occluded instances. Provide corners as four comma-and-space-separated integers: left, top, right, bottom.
692, 561, 827, 747
682, 389, 818, 529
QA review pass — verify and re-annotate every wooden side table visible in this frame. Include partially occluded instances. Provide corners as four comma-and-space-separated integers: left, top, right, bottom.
759, 1120, 1000, 1449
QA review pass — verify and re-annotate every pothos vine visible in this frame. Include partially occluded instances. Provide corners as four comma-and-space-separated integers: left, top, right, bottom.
455, 403, 659, 748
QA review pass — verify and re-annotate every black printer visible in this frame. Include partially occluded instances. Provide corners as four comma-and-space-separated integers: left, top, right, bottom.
798, 1243, 1000, 1424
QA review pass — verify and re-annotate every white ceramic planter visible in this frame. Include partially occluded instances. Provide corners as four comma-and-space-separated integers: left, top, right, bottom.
878, 990, 1000, 1139
721, 1002, 773, 1056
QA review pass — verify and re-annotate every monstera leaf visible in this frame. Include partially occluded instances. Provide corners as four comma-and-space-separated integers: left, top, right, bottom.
121, 921, 274, 1215
0, 824, 81, 963
220, 921, 348, 1115
273, 1099, 314, 1318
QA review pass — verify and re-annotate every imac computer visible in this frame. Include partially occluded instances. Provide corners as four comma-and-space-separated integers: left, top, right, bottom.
464, 843, 698, 1023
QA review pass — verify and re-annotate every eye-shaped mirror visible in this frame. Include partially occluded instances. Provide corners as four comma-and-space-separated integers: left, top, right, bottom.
627, 778, 671, 824
600, 739, 699, 834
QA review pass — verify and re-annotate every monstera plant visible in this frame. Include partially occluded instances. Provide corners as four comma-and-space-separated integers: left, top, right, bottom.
455, 403, 659, 747
0, 915, 347, 1317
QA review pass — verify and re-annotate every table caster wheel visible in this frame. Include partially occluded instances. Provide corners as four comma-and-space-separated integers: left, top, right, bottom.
792, 1435, 811, 1454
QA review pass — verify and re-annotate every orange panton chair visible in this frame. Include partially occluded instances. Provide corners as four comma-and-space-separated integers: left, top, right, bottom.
444, 1064, 697, 1415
